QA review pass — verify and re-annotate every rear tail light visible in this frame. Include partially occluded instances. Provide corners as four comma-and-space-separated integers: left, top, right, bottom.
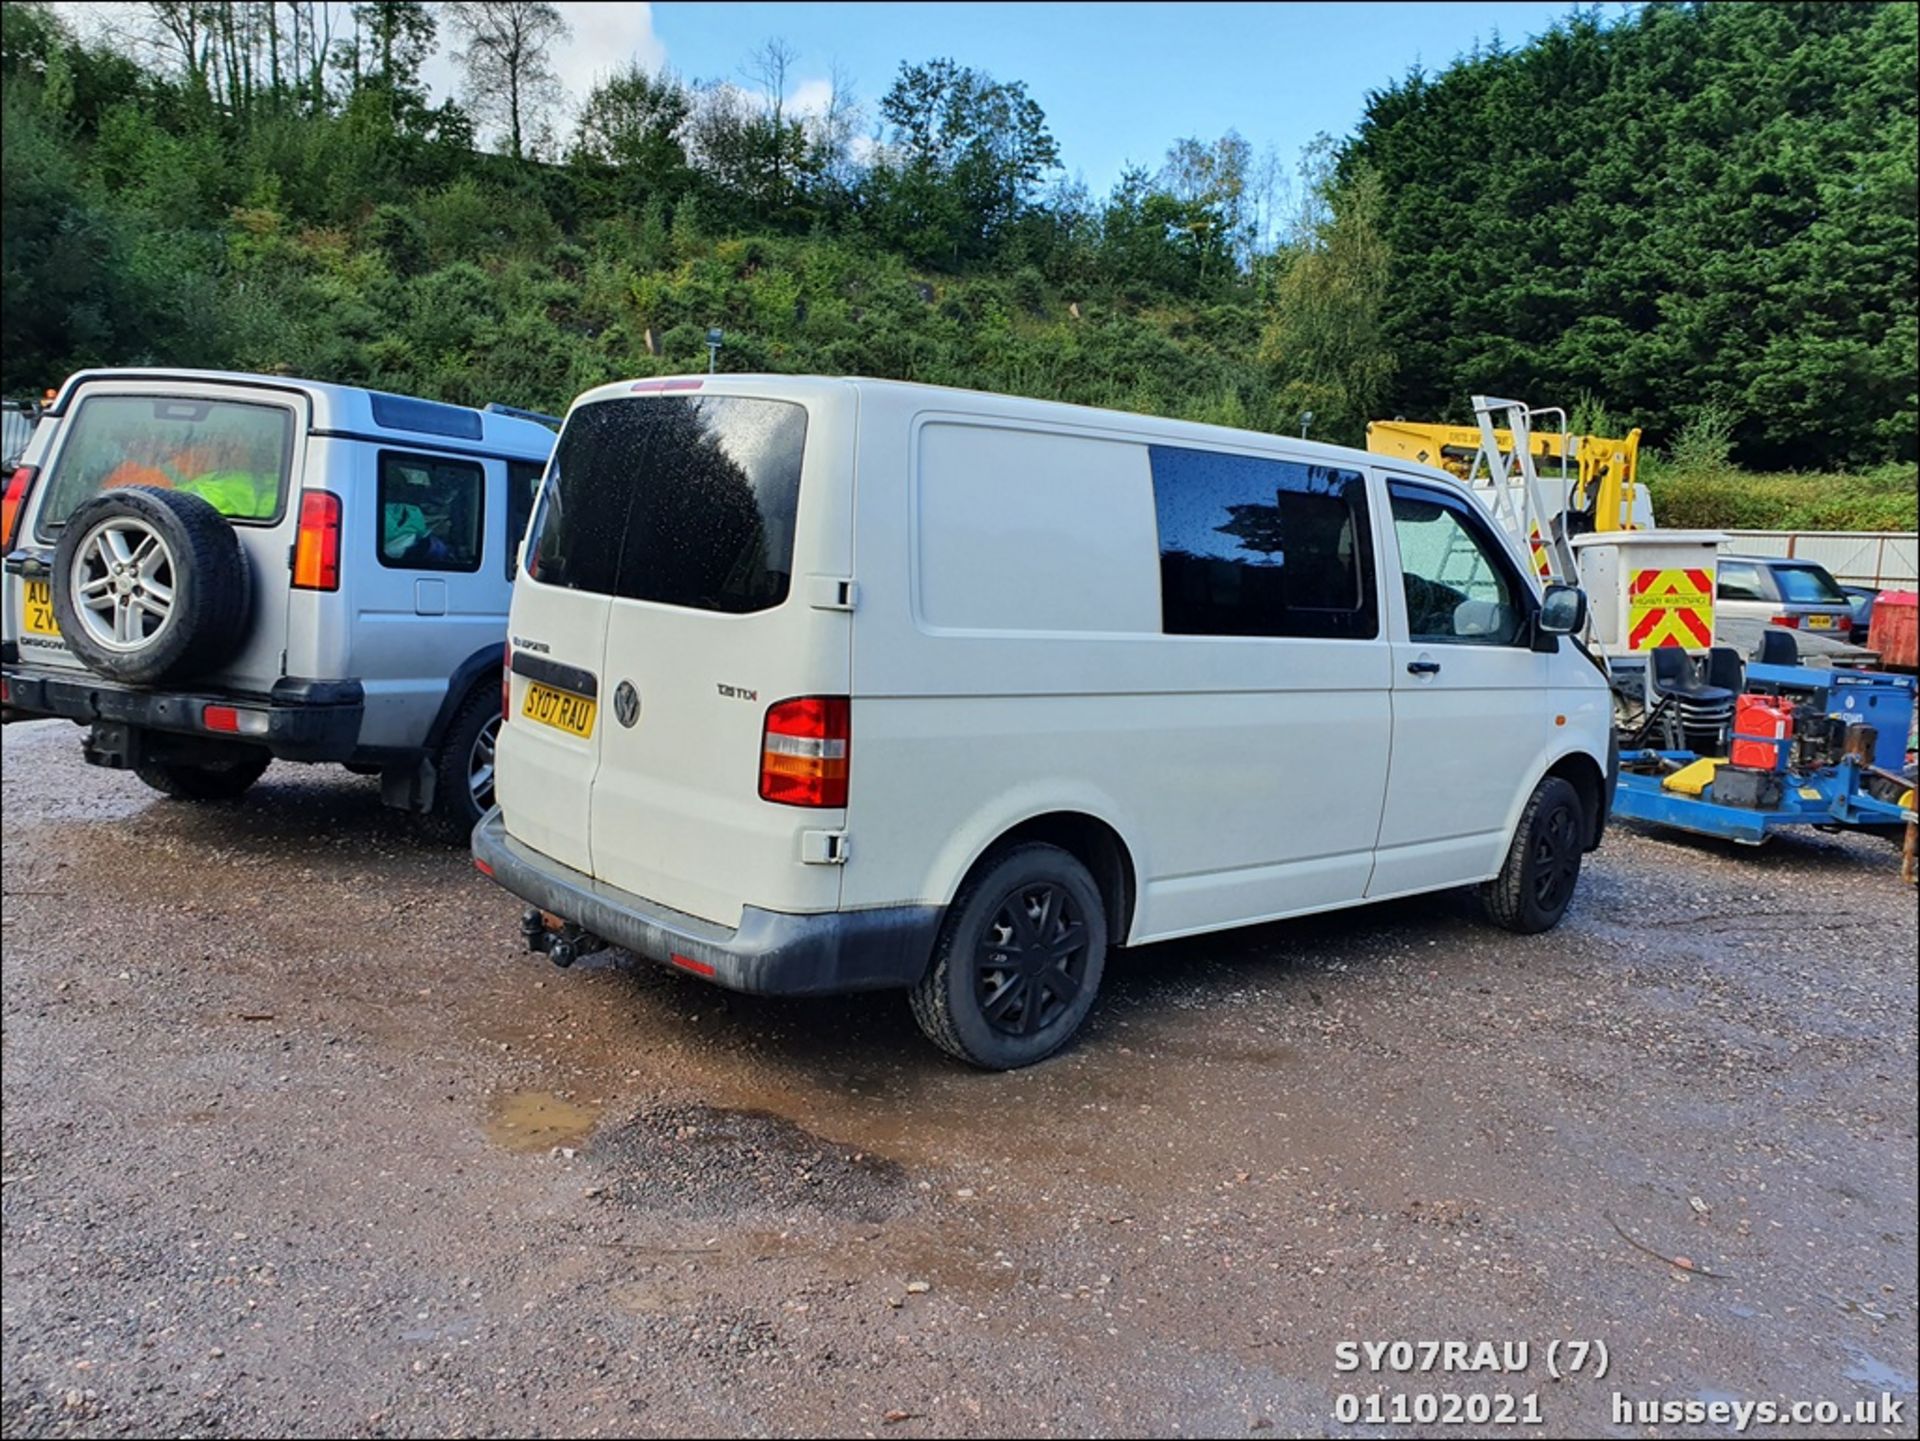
501, 641, 512, 723
1770, 613, 1801, 629
2, 466, 38, 550
291, 490, 342, 590
759, 696, 850, 808
202, 704, 269, 736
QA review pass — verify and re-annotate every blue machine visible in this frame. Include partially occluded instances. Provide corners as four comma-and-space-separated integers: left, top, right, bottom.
1613, 661, 1916, 846
1742, 663, 1916, 773
1614, 750, 1912, 845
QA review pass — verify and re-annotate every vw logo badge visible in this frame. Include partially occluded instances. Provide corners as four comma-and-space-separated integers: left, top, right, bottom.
613, 681, 640, 728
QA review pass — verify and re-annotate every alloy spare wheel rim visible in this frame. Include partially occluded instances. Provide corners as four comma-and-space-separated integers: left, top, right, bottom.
70, 515, 180, 653
975, 880, 1090, 1038
469, 714, 501, 811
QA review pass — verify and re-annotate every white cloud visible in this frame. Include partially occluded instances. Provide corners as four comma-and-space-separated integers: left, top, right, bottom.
549, 2, 669, 102
785, 76, 836, 121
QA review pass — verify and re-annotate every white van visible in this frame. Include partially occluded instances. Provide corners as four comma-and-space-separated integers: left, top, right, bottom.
474, 376, 1615, 1068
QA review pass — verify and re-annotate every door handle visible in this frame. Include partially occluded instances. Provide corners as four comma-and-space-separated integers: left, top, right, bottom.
1407, 659, 1441, 676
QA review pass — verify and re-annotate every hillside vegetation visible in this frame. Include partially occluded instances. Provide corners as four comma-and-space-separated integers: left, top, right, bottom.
1, 1, 1914, 531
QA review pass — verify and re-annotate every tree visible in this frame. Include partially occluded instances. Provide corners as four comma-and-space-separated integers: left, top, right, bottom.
745, 38, 799, 212
1158, 130, 1257, 279
572, 62, 691, 197
1258, 149, 1396, 444
351, 0, 435, 121
869, 57, 1059, 266
1347, 1, 1917, 465
444, 0, 568, 161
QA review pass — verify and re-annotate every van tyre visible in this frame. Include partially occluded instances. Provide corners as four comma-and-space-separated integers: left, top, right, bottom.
1480, 775, 1585, 934
423, 684, 502, 842
52, 487, 253, 686
910, 843, 1108, 1070
134, 750, 270, 802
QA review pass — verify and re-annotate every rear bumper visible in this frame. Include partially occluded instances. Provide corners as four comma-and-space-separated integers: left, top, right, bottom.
472, 808, 940, 996
0, 664, 364, 762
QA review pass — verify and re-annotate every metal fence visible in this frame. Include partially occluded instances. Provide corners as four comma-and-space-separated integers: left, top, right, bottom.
1721, 530, 1919, 588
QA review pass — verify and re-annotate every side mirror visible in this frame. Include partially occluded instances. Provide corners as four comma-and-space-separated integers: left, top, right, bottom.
1538, 583, 1587, 636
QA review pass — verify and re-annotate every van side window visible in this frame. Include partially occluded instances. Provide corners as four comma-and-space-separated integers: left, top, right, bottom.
506, 460, 544, 579
1715, 562, 1765, 601
378, 451, 483, 572
1149, 446, 1377, 639
1387, 483, 1527, 645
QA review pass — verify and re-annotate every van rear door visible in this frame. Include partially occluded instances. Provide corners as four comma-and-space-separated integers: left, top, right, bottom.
9, 378, 306, 694
499, 383, 852, 927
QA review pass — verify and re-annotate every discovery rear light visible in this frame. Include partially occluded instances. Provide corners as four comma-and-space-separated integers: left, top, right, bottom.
2, 466, 37, 550
202, 704, 269, 736
1769, 613, 1801, 629
629, 378, 704, 394
291, 490, 342, 590
759, 696, 850, 808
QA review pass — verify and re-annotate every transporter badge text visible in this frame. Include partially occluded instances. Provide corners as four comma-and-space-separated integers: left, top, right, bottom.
717, 683, 758, 702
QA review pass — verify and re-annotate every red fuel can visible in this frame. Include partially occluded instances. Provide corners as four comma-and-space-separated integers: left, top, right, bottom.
1868, 590, 1917, 671
1730, 695, 1795, 771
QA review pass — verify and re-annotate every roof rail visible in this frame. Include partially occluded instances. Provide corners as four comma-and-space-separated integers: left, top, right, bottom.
484, 401, 563, 431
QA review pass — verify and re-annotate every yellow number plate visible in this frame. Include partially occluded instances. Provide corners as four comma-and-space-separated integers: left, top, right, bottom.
22, 579, 60, 637
1804, 614, 1834, 630
521, 680, 595, 737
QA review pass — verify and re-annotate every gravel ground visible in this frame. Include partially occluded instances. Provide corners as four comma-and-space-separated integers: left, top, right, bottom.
2, 717, 1915, 1438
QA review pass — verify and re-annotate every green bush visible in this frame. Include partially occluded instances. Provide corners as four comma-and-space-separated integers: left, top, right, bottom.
1643, 461, 1918, 532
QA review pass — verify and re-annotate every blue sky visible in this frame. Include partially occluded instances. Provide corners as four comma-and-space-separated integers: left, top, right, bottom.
642, 2, 1615, 190
64, 1, 1625, 193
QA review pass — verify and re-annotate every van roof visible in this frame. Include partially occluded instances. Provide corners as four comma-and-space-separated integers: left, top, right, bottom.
568, 372, 1463, 490
49, 368, 556, 460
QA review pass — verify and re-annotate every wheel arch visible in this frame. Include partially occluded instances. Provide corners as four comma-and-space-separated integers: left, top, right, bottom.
949, 810, 1139, 947
422, 642, 504, 754
1543, 749, 1608, 850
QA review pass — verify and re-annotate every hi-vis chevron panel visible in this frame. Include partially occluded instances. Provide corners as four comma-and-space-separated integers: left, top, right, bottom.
1627, 567, 1714, 650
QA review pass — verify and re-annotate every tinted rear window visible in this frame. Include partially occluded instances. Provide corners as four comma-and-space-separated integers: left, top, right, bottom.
1772, 565, 1846, 604
38, 394, 292, 534
528, 396, 807, 614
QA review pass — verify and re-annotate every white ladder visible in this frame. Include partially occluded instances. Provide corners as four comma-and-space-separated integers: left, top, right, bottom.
1466, 395, 1580, 587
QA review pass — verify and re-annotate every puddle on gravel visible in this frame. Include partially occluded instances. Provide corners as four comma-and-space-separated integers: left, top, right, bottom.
485, 1089, 604, 1153
1841, 1343, 1917, 1395
610, 1275, 713, 1315
591, 1101, 911, 1221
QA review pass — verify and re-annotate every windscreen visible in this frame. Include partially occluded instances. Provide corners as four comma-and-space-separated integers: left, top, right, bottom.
1772, 565, 1847, 604
527, 395, 807, 614
36, 394, 293, 535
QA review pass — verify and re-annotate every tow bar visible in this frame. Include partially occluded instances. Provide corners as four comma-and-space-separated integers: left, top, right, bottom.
520, 907, 607, 969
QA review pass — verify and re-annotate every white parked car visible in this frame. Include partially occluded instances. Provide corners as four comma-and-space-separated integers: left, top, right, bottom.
475, 376, 1615, 1068
1, 369, 555, 835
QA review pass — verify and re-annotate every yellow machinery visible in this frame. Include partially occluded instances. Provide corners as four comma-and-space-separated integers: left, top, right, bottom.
1365, 397, 1722, 664
1366, 412, 1645, 538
